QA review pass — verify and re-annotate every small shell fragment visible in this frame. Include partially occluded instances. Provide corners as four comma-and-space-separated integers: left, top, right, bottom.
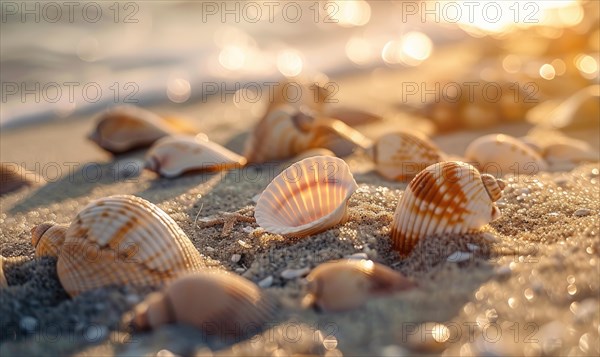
0, 163, 42, 195
303, 259, 415, 312
145, 135, 246, 178
255, 156, 358, 237
31, 223, 68, 258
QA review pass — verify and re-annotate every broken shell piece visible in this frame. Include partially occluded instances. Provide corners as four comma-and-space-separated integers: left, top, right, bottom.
255, 156, 358, 237
391, 161, 504, 257
145, 135, 246, 178
367, 131, 445, 181
303, 259, 415, 312
31, 223, 68, 258
0, 163, 42, 195
88, 105, 197, 154
55, 195, 205, 296
133, 271, 277, 338
465, 134, 547, 176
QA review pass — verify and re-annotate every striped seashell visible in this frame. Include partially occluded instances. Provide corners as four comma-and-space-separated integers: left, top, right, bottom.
390, 161, 504, 257
133, 271, 277, 338
302, 259, 415, 312
145, 135, 247, 178
255, 156, 358, 237
0, 163, 43, 195
465, 134, 547, 177
367, 131, 445, 181
88, 105, 197, 154
276, 148, 336, 175
31, 223, 68, 258
55, 195, 205, 296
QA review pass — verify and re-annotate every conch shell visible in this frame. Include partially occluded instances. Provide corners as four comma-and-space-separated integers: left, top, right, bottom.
302, 259, 415, 312
390, 161, 505, 257
255, 156, 358, 237
31, 223, 68, 258
51, 195, 205, 296
145, 135, 247, 178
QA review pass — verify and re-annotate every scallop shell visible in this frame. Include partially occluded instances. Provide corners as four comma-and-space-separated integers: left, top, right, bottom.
367, 131, 445, 181
390, 161, 504, 257
56, 195, 205, 296
465, 134, 547, 176
133, 271, 277, 337
302, 259, 415, 312
1, 163, 42, 195
145, 135, 247, 178
88, 105, 197, 154
255, 156, 358, 237
31, 223, 68, 258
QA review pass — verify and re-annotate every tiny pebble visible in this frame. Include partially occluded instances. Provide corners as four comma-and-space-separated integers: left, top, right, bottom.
231, 254, 241, 263
447, 251, 472, 262
345, 252, 369, 260
19, 316, 38, 332
281, 267, 310, 279
467, 243, 480, 251
235, 267, 246, 273
574, 208, 591, 217
495, 265, 512, 280
205, 246, 215, 252
258, 275, 273, 288
85, 325, 108, 342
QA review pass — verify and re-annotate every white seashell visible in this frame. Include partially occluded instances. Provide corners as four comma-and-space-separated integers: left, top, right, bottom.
255, 156, 358, 237
280, 267, 310, 280
88, 105, 197, 154
527, 85, 600, 129
145, 135, 246, 178
0, 163, 43, 195
446, 251, 473, 262
54, 195, 205, 296
258, 275, 273, 288
390, 161, 505, 257
465, 134, 547, 176
367, 131, 445, 181
31, 223, 68, 258
302, 259, 415, 312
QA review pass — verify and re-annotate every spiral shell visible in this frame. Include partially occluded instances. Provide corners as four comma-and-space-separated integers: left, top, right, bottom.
391, 161, 504, 257
255, 156, 358, 237
31, 223, 68, 258
367, 131, 445, 181
133, 271, 277, 337
145, 135, 247, 178
302, 259, 415, 312
55, 195, 205, 296
465, 134, 547, 176
88, 105, 197, 154
0, 163, 42, 195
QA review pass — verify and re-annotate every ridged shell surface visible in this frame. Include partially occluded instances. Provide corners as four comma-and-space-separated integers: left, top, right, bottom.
133, 271, 277, 337
255, 156, 358, 237
391, 161, 504, 257
465, 134, 547, 176
368, 131, 444, 181
57, 195, 205, 296
31, 223, 67, 258
145, 135, 247, 178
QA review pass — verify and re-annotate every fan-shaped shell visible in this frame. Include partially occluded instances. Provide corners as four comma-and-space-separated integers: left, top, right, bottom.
133, 271, 277, 337
367, 131, 445, 181
391, 161, 504, 257
0, 163, 42, 195
303, 259, 415, 312
56, 195, 205, 296
145, 135, 247, 178
255, 156, 358, 237
31, 223, 68, 258
465, 134, 547, 176
88, 105, 197, 154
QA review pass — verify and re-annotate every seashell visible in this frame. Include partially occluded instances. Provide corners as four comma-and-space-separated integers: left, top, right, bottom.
390, 161, 505, 257
255, 156, 358, 237
266, 81, 330, 113
31, 222, 68, 258
543, 139, 598, 170
0, 163, 43, 195
527, 85, 600, 129
145, 135, 247, 178
367, 131, 445, 181
55, 195, 205, 296
465, 134, 547, 176
0, 255, 7, 287
88, 105, 197, 154
302, 259, 415, 312
276, 148, 336, 174
133, 271, 277, 338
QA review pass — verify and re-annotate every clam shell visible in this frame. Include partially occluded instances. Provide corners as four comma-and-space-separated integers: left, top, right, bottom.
133, 271, 277, 337
367, 131, 445, 181
390, 161, 504, 257
31, 223, 68, 258
88, 105, 197, 154
303, 259, 415, 312
255, 156, 358, 237
145, 135, 247, 178
465, 134, 547, 176
0, 163, 42, 195
56, 195, 205, 296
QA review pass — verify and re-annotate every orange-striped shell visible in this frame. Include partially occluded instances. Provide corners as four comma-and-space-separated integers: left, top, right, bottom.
145, 135, 246, 178
391, 161, 504, 257
56, 195, 205, 296
31, 223, 68, 258
133, 271, 276, 336
255, 156, 358, 237
368, 131, 445, 181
